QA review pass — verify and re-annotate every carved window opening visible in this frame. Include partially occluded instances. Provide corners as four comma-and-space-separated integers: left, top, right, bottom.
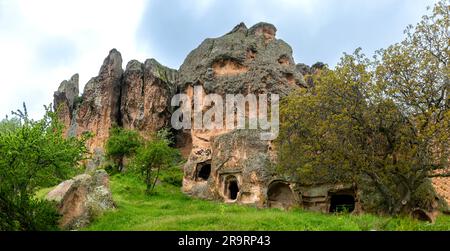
329, 193, 355, 213
196, 161, 211, 181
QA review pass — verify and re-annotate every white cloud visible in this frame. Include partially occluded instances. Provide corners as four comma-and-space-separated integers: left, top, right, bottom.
0, 0, 147, 119
276, 0, 322, 16
192, 0, 217, 17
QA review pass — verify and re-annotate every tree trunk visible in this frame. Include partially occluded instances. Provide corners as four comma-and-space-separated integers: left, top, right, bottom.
145, 167, 152, 194
150, 166, 161, 193
118, 157, 124, 172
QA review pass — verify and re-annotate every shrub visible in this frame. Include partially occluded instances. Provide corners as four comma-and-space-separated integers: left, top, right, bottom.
131, 129, 180, 194
0, 193, 60, 231
105, 126, 142, 172
159, 165, 184, 187
0, 104, 88, 230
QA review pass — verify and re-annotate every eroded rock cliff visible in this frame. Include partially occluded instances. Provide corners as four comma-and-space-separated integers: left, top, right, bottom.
54, 50, 178, 155
121, 59, 178, 138
180, 22, 306, 206
75, 49, 123, 151
53, 73, 79, 135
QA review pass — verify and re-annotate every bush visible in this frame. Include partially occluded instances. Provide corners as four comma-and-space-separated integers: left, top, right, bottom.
159, 166, 184, 187
0, 116, 20, 133
73, 96, 83, 108
0, 192, 60, 231
105, 126, 142, 172
0, 104, 87, 230
130, 129, 181, 194
102, 160, 121, 176
411, 181, 443, 211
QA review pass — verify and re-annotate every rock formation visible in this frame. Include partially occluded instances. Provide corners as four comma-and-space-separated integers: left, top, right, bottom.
53, 73, 79, 135
179, 22, 306, 207
51, 22, 360, 211
295, 62, 326, 87
54, 50, 178, 154
46, 170, 115, 230
75, 49, 123, 151
178, 22, 305, 97
121, 59, 178, 137
52, 21, 448, 214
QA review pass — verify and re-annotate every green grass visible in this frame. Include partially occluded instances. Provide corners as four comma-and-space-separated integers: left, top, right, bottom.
35, 186, 55, 200
84, 174, 450, 231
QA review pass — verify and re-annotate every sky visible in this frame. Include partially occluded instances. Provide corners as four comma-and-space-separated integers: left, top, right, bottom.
0, 0, 437, 119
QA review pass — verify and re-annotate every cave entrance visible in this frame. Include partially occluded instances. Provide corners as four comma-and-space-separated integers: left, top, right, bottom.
329, 193, 355, 213
196, 161, 211, 181
267, 181, 295, 209
225, 176, 239, 201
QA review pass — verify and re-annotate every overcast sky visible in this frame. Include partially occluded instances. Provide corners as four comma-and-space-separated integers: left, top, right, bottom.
0, 0, 437, 119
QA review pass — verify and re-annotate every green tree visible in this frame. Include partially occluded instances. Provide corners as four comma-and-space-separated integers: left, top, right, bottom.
105, 126, 142, 172
277, 1, 449, 215
0, 104, 88, 230
376, 0, 449, 175
0, 116, 21, 133
278, 50, 442, 215
131, 129, 180, 194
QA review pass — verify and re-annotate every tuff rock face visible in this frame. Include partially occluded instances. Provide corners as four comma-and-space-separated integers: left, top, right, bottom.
178, 22, 306, 96
75, 49, 123, 151
433, 177, 450, 206
53, 73, 79, 135
180, 22, 306, 206
47, 170, 114, 230
121, 59, 178, 137
54, 49, 178, 154
183, 130, 278, 206
295, 62, 326, 87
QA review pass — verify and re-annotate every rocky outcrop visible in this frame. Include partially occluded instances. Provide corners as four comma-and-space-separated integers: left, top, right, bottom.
54, 49, 179, 161
46, 170, 114, 230
295, 62, 326, 87
183, 130, 279, 206
180, 22, 307, 207
178, 22, 305, 97
432, 177, 450, 206
53, 74, 79, 135
75, 49, 123, 151
121, 59, 178, 137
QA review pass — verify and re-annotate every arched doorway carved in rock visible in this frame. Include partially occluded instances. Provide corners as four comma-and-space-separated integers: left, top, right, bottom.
224, 175, 239, 201
267, 181, 296, 209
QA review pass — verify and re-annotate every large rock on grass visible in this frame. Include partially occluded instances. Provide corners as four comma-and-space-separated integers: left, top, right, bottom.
46, 170, 115, 230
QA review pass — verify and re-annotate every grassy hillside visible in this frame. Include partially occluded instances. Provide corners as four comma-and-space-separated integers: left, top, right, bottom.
84, 174, 450, 231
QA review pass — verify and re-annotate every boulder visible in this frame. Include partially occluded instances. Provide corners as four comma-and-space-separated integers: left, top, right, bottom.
46, 170, 115, 230
46, 179, 74, 204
